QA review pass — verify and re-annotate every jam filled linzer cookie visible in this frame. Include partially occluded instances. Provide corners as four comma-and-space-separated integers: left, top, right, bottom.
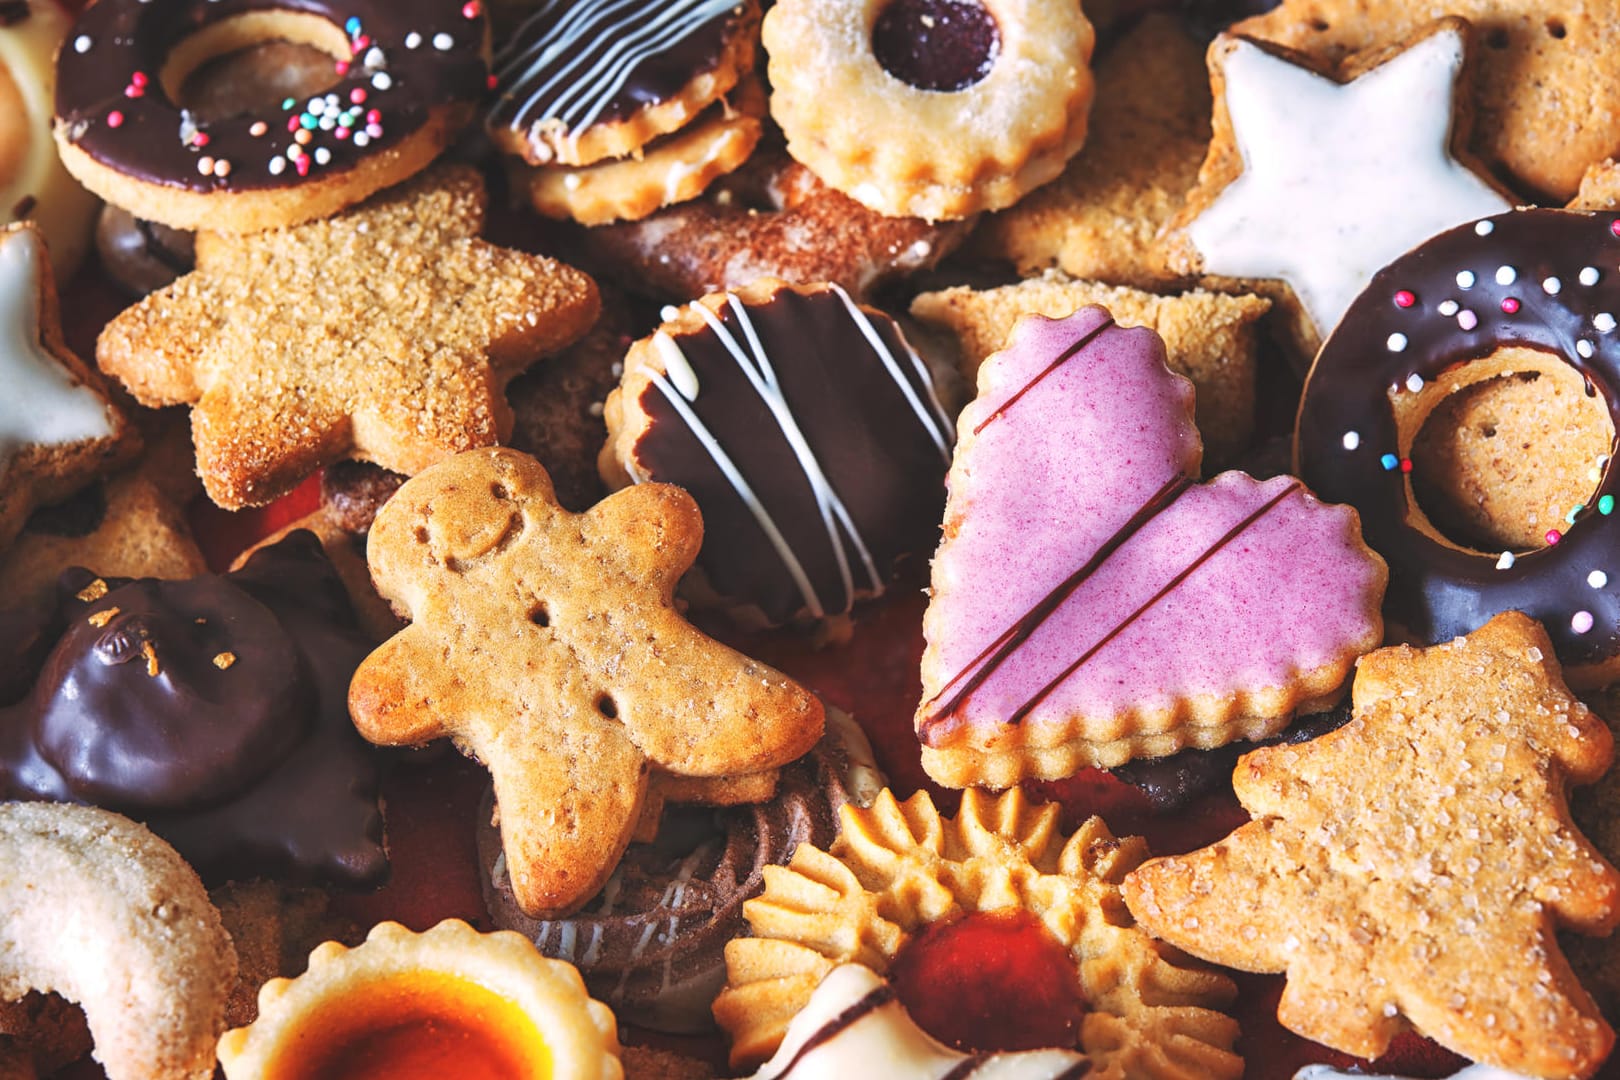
1297, 208, 1620, 688
1160, 17, 1512, 361
1233, 0, 1620, 202
1124, 613, 1620, 1078
601, 278, 954, 630
714, 787, 1242, 1076
53, 0, 490, 234
95, 164, 600, 510
479, 709, 885, 1033
0, 802, 236, 1080
1, 0, 98, 282
348, 447, 824, 918
915, 307, 1386, 788
486, 0, 761, 168
217, 919, 623, 1080
0, 222, 132, 553
0, 531, 388, 887
762, 0, 1096, 222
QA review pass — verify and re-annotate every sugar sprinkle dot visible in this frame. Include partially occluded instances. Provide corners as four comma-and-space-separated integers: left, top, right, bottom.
1387, 333, 1408, 353
1496, 551, 1516, 570
1342, 431, 1360, 450
1494, 266, 1516, 285
1589, 570, 1608, 589
1544, 276, 1563, 295
1458, 310, 1478, 331
1475, 220, 1495, 236
1598, 313, 1617, 333
1456, 270, 1476, 289
1438, 299, 1459, 316
1573, 611, 1595, 634
1581, 266, 1602, 286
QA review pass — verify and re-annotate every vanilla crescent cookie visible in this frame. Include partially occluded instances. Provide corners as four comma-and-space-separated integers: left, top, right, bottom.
0, 802, 236, 1080
762, 0, 1096, 221
217, 919, 622, 1080
715, 787, 1242, 1077
1, 1, 98, 281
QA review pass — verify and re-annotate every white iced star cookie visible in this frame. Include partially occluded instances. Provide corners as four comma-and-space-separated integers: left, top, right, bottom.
1294, 1067, 1533, 1080
1162, 17, 1512, 364
0, 222, 130, 551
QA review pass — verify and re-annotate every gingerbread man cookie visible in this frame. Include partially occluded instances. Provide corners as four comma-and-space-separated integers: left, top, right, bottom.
96, 164, 598, 509
348, 447, 824, 918
0, 222, 130, 553
1124, 612, 1620, 1078
1161, 18, 1512, 360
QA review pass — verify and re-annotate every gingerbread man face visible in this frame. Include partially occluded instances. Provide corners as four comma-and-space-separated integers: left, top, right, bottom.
349, 447, 824, 917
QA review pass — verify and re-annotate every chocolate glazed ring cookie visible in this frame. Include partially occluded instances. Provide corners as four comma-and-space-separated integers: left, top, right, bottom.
1298, 208, 1620, 687
54, 0, 490, 233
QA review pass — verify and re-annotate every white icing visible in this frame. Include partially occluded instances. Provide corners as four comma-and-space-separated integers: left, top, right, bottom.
828, 284, 953, 462
653, 331, 700, 399
750, 965, 1090, 1080
1293, 1065, 1535, 1080
0, 228, 114, 479
1186, 27, 1511, 341
491, 0, 738, 147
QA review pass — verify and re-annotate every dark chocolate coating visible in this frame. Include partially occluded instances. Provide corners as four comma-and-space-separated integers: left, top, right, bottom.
56, 0, 487, 194
95, 206, 196, 297
872, 0, 1000, 92
633, 287, 952, 625
1297, 209, 1620, 667
0, 532, 387, 886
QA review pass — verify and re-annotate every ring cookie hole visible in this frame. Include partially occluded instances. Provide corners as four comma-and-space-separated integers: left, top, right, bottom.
1405, 348, 1613, 553
159, 12, 351, 120
871, 0, 1000, 92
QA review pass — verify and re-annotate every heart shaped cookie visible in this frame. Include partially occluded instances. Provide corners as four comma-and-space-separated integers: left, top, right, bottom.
915, 307, 1386, 788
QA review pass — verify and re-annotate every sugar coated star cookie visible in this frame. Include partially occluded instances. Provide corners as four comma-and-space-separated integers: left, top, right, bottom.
0, 222, 131, 553
915, 306, 1385, 788
95, 164, 598, 509
715, 787, 1242, 1076
1124, 612, 1620, 1078
1161, 18, 1512, 360
349, 447, 824, 918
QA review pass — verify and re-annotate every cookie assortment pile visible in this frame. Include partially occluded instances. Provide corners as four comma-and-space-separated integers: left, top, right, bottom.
3, 0, 1620, 1078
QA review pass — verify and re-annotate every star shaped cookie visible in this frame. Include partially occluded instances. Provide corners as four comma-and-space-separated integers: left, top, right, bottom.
0, 222, 131, 552
96, 165, 599, 509
348, 447, 824, 917
1123, 612, 1620, 1077
1161, 18, 1511, 359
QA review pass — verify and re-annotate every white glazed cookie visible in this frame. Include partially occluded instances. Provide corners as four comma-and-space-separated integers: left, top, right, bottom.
0, 1, 97, 281
1161, 19, 1511, 358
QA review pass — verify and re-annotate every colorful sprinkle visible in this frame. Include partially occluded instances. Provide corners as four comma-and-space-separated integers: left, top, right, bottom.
372, 73, 393, 91
282, 97, 295, 111
294, 129, 313, 146
1380, 453, 1399, 471
1455, 270, 1476, 289
314, 147, 332, 165
1590, 570, 1609, 589
1496, 551, 1515, 570
1603, 495, 1617, 516
1547, 529, 1564, 546
335, 59, 350, 76
1577, 339, 1596, 359
1457, 310, 1478, 331
1494, 265, 1516, 285
1474, 220, 1495, 236
73, 35, 91, 53
1393, 289, 1416, 308
1573, 610, 1595, 634
463, 0, 482, 15
214, 159, 232, 178
1598, 313, 1617, 333
1438, 299, 1459, 316
1400, 458, 1413, 474
1567, 504, 1586, 524
433, 31, 454, 49
1611, 219, 1620, 238
351, 88, 367, 105
1342, 431, 1360, 450
106, 110, 124, 128
1501, 297, 1520, 314
295, 156, 311, 177
345, 16, 361, 34
249, 121, 268, 137
405, 31, 422, 48
1544, 276, 1563, 295
197, 156, 215, 176
1405, 373, 1424, 392
269, 157, 287, 176
1387, 333, 1408, 353
1581, 266, 1602, 286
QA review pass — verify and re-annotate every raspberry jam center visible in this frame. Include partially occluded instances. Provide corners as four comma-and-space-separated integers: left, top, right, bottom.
872, 0, 1000, 92
889, 908, 1087, 1053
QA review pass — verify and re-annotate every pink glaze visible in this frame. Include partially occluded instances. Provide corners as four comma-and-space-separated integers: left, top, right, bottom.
920, 308, 1384, 742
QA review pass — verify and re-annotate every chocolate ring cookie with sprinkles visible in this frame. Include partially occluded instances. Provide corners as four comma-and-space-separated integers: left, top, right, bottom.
53, 0, 491, 233
761, 0, 1095, 221
601, 278, 955, 632
1298, 208, 1620, 688
486, 0, 761, 168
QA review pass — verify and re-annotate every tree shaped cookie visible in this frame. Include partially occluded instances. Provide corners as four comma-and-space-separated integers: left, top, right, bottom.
0, 223, 131, 551
1123, 612, 1620, 1078
349, 447, 824, 917
96, 164, 600, 510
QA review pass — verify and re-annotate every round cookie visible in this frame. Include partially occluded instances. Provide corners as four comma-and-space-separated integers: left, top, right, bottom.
1296, 208, 1620, 687
54, 0, 491, 233
0, 802, 236, 1080
600, 278, 955, 629
584, 143, 975, 302
1, 0, 98, 282
761, 0, 1096, 221
487, 0, 761, 167
714, 787, 1243, 1075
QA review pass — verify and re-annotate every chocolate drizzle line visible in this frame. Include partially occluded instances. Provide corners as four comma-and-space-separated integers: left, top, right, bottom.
972, 317, 1116, 436
919, 474, 1191, 739
765, 985, 895, 1079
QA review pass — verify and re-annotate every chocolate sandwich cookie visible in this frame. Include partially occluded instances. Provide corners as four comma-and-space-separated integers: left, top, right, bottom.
0, 530, 387, 886
479, 709, 884, 1033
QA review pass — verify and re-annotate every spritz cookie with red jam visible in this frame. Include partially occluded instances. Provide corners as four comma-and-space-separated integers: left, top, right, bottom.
916, 306, 1386, 788
53, 0, 491, 233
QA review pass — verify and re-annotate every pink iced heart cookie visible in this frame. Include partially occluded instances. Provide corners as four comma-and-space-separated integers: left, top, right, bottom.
915, 307, 1387, 788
